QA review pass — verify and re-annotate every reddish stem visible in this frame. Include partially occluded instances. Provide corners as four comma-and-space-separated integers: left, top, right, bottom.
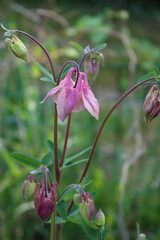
68, 77, 155, 213
12, 30, 56, 82
54, 105, 60, 183
60, 114, 72, 168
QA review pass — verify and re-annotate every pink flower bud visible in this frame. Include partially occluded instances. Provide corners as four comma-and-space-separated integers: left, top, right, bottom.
95, 208, 105, 228
143, 85, 160, 123
34, 182, 57, 223
22, 175, 36, 200
79, 192, 95, 223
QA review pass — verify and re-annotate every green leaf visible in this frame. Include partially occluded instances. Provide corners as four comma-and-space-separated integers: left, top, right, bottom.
40, 77, 55, 83
94, 43, 107, 52
55, 216, 66, 224
153, 66, 160, 79
69, 41, 84, 54
67, 217, 81, 225
41, 152, 53, 165
61, 188, 75, 201
64, 146, 92, 165
138, 71, 155, 86
33, 59, 53, 81
11, 152, 41, 169
81, 219, 99, 240
83, 180, 93, 187
61, 159, 88, 169
56, 200, 68, 220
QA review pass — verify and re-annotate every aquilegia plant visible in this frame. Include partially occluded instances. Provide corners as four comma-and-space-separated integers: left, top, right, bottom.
2, 23, 160, 240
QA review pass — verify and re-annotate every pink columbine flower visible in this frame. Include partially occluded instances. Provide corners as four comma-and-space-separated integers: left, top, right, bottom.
41, 67, 99, 122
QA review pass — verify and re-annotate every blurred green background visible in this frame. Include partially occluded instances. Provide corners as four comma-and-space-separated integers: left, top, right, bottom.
0, 0, 160, 240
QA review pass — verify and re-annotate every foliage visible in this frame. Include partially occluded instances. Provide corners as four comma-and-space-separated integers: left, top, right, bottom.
1, 2, 160, 240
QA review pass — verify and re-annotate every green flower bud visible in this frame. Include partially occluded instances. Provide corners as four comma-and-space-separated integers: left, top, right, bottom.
22, 175, 36, 200
79, 192, 95, 223
73, 193, 80, 206
5, 35, 28, 61
95, 208, 105, 228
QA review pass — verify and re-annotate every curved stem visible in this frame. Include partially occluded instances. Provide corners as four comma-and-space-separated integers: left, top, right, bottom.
79, 77, 155, 182
11, 30, 56, 82
57, 184, 79, 202
79, 49, 94, 70
68, 77, 155, 213
60, 114, 71, 168
57, 60, 80, 86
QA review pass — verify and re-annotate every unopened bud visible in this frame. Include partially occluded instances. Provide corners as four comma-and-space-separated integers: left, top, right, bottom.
73, 193, 80, 206
22, 175, 36, 200
79, 192, 95, 223
143, 85, 160, 123
34, 182, 57, 224
95, 208, 105, 228
5, 35, 28, 61
137, 233, 147, 240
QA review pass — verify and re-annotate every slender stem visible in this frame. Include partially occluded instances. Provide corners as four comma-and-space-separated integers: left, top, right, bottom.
68, 77, 155, 213
60, 114, 71, 168
54, 104, 60, 183
11, 30, 56, 82
56, 224, 61, 240
79, 77, 155, 182
57, 184, 79, 202
50, 211, 55, 240
79, 49, 94, 70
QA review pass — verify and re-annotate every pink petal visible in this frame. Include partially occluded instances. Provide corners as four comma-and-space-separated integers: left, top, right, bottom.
56, 87, 79, 122
40, 79, 67, 104
82, 87, 99, 120
72, 92, 85, 112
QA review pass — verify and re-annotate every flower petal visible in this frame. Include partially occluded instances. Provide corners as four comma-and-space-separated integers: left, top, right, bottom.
56, 87, 79, 122
82, 87, 99, 120
40, 80, 66, 104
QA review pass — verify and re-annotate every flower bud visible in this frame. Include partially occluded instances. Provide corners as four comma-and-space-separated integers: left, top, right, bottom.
95, 208, 105, 228
73, 192, 81, 206
143, 85, 160, 123
137, 233, 147, 240
79, 192, 95, 223
84, 56, 99, 83
5, 35, 28, 61
22, 175, 36, 200
34, 182, 57, 224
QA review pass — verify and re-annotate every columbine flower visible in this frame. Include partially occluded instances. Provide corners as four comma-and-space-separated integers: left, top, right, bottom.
143, 85, 160, 123
34, 182, 57, 224
41, 67, 99, 122
78, 192, 95, 223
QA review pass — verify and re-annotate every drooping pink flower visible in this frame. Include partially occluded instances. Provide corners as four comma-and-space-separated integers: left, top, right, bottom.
41, 67, 99, 122
34, 182, 57, 224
